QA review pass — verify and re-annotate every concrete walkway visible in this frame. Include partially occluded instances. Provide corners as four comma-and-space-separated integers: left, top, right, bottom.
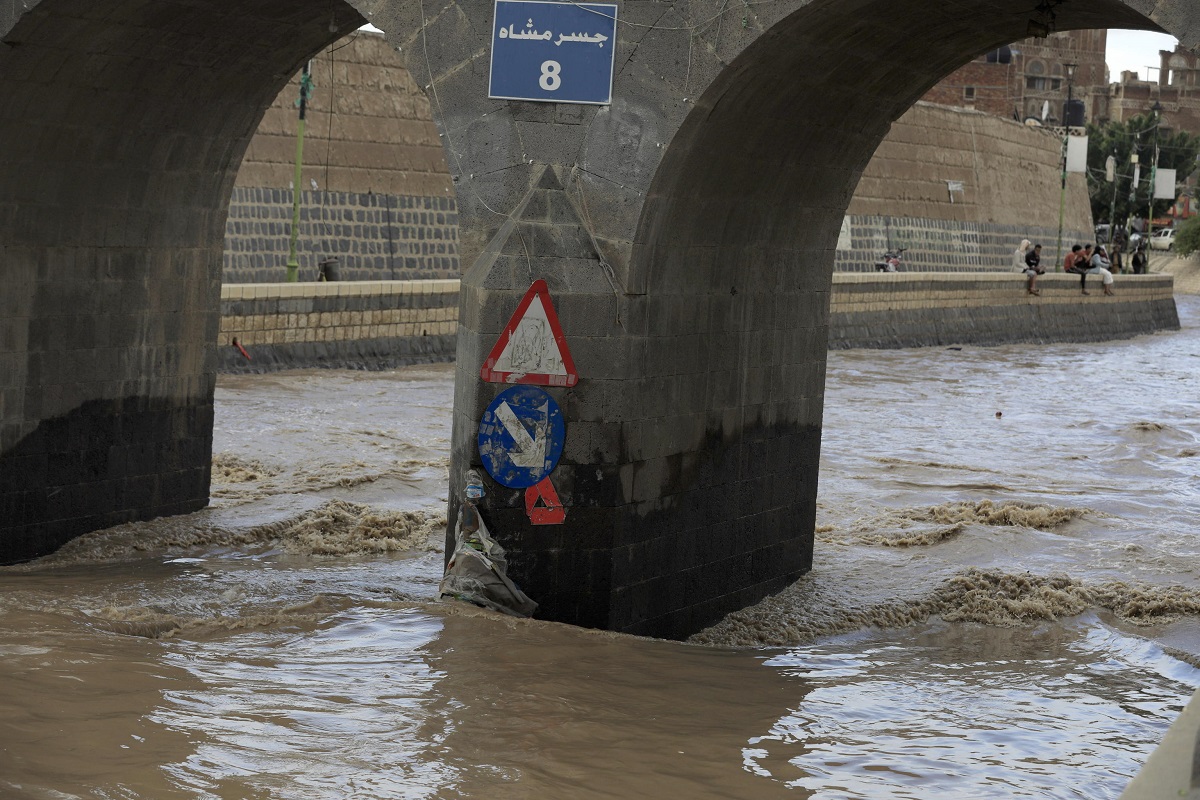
1152, 252, 1200, 294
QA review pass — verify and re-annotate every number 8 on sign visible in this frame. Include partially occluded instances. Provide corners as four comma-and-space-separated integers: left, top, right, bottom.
539, 61, 561, 91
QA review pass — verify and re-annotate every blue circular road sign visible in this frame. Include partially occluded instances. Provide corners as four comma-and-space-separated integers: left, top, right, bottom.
478, 385, 566, 488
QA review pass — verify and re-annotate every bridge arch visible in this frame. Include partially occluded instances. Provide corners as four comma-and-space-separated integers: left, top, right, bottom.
442, 0, 1192, 637
0, 0, 368, 561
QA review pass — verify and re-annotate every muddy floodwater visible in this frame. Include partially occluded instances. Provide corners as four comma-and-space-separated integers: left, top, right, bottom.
4, 297, 1200, 799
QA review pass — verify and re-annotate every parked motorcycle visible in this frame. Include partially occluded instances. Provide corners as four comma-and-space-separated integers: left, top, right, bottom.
874, 247, 907, 272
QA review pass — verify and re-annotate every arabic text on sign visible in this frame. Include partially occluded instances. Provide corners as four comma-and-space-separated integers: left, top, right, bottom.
498, 18, 609, 46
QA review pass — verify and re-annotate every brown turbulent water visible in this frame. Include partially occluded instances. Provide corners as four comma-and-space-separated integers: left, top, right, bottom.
4, 297, 1200, 799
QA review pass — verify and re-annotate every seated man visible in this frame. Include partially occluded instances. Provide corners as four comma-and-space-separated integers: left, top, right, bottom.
1022, 243, 1044, 295
1066, 244, 1093, 294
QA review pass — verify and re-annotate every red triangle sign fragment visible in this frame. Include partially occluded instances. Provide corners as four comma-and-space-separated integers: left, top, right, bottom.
480, 279, 578, 387
525, 477, 566, 525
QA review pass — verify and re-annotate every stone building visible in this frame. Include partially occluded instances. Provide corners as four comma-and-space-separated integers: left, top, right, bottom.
1106, 46, 1200, 133
922, 30, 1109, 127
924, 31, 1200, 137
1101, 47, 1200, 223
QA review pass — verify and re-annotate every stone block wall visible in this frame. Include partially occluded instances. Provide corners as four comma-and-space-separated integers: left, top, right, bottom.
850, 102, 1092, 232
224, 53, 1095, 283
204, 275, 1176, 634
829, 272, 1179, 348
235, 31, 451, 198
223, 30, 458, 284
834, 216, 1092, 273
214, 274, 1179, 370
838, 102, 1094, 272
217, 280, 459, 372
223, 188, 458, 283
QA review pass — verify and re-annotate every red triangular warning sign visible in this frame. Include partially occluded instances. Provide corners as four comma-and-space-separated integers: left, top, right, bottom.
480, 279, 579, 387
525, 477, 566, 525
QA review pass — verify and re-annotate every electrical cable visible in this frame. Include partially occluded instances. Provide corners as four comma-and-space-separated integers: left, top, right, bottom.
416, 0, 507, 218
568, 164, 624, 328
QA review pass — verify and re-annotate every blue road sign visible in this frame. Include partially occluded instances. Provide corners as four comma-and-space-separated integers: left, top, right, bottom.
478, 385, 566, 488
489, 0, 617, 105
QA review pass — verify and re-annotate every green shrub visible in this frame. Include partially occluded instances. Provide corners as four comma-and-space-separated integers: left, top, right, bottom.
1176, 216, 1200, 258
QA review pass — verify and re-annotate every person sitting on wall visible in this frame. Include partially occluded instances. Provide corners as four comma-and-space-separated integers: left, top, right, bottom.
1087, 245, 1116, 296
1063, 243, 1081, 273
1022, 243, 1044, 295
1066, 244, 1092, 294
1013, 238, 1032, 273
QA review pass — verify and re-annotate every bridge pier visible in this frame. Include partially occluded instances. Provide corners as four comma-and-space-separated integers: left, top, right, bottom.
0, 0, 364, 563
449, 165, 819, 636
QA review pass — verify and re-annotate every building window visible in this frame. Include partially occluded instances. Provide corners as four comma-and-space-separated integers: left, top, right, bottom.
1025, 60, 1049, 91
1025, 76, 1061, 91
1169, 54, 1188, 86
964, 86, 976, 101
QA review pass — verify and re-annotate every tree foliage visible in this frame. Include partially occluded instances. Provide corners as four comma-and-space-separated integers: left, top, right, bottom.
1174, 215, 1200, 258
1085, 114, 1200, 227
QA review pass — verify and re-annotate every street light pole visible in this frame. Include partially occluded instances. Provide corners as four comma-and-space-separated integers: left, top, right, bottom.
286, 61, 314, 283
1108, 149, 1119, 248
1146, 100, 1163, 249
1055, 62, 1077, 271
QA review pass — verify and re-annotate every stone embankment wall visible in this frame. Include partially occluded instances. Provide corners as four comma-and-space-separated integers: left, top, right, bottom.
225, 52, 1091, 283
223, 32, 458, 283
829, 273, 1178, 348
838, 102, 1094, 272
216, 274, 1176, 372
218, 281, 458, 372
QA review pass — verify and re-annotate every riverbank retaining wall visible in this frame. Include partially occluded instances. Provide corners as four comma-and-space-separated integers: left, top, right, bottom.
217, 273, 1178, 371
837, 103, 1094, 273
829, 273, 1178, 348
225, 39, 1088, 282
218, 280, 459, 372
223, 32, 458, 284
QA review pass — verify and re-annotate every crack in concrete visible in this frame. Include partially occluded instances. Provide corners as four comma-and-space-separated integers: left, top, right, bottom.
428, 46, 489, 94
573, 164, 644, 197
615, 5, 676, 77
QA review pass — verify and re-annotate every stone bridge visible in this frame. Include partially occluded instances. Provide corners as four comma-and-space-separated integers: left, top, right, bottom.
0, 0, 1193, 637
